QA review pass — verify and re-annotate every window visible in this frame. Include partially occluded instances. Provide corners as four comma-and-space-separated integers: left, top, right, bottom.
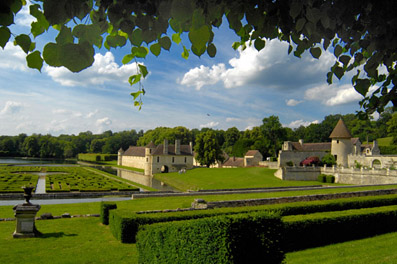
184, 157, 187, 163
146, 158, 148, 162
337, 140, 339, 143
157, 157, 159, 163
172, 157, 175, 163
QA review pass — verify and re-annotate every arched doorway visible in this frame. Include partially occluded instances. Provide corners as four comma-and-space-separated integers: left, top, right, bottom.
372, 159, 381, 169
161, 165, 169, 173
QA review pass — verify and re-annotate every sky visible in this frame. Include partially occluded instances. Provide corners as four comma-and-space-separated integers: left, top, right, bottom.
0, 4, 373, 136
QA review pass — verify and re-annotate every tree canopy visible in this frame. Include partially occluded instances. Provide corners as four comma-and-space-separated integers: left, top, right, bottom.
1, 0, 396, 114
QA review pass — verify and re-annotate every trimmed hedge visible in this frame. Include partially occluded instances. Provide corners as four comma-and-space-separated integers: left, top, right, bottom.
317, 174, 326, 183
136, 211, 285, 264
77, 153, 117, 162
109, 194, 397, 243
283, 205, 397, 251
325, 174, 335, 183
100, 202, 117, 225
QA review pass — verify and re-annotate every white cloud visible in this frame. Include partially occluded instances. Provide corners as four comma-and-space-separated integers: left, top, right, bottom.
0, 101, 23, 115
286, 99, 303, 106
286, 119, 319, 129
45, 52, 140, 86
199, 121, 219, 128
53, 109, 82, 117
86, 110, 99, 118
179, 39, 335, 90
15, 1, 34, 27
226, 117, 241, 122
96, 117, 112, 126
0, 43, 28, 71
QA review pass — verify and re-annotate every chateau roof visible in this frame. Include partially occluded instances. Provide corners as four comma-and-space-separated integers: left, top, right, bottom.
123, 146, 146, 157
329, 119, 352, 139
222, 157, 244, 167
145, 141, 156, 148
152, 144, 193, 156
351, 137, 360, 145
245, 150, 261, 157
291, 142, 331, 151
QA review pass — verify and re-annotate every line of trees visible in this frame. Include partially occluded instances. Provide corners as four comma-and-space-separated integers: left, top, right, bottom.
0, 109, 396, 159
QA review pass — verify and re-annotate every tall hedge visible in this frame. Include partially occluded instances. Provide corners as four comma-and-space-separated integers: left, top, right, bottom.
100, 202, 117, 225
136, 212, 284, 264
109, 194, 397, 243
283, 205, 397, 251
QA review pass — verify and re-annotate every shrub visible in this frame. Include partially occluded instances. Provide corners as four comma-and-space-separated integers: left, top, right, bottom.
136, 211, 284, 264
286, 161, 293, 167
283, 205, 397, 252
325, 175, 335, 183
100, 202, 117, 225
321, 153, 336, 166
317, 174, 326, 183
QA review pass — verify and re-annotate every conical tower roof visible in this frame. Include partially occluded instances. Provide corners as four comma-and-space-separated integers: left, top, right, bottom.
329, 119, 352, 139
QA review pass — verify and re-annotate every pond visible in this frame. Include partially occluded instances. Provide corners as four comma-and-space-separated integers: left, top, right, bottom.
0, 157, 76, 165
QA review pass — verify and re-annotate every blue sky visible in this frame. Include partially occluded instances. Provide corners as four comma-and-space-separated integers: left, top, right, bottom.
0, 4, 372, 136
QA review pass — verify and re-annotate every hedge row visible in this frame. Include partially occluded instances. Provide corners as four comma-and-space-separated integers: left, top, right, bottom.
379, 145, 397, 155
283, 205, 397, 251
100, 202, 117, 225
108, 194, 397, 243
136, 211, 285, 264
77, 153, 117, 162
317, 174, 335, 183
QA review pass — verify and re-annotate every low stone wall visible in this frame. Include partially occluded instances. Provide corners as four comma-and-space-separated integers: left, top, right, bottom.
259, 161, 278, 169
275, 166, 321, 181
0, 190, 139, 200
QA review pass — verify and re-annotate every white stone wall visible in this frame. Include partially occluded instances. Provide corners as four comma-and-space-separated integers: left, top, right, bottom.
348, 154, 397, 168
151, 155, 193, 174
331, 138, 352, 167
120, 155, 146, 169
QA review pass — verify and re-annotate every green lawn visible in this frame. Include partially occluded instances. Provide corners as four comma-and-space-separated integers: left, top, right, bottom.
154, 167, 331, 191
286, 231, 397, 264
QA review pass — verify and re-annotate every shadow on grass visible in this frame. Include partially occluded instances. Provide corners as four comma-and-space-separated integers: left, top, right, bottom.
39, 232, 77, 238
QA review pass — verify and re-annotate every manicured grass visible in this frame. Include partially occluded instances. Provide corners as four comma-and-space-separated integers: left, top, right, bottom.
363, 136, 393, 146
285, 231, 397, 264
0, 218, 137, 264
154, 167, 335, 191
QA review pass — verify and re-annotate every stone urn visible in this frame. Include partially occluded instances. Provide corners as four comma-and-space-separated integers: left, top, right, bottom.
22, 186, 34, 205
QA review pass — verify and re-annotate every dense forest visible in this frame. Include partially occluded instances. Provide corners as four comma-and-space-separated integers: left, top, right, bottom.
1, 109, 396, 159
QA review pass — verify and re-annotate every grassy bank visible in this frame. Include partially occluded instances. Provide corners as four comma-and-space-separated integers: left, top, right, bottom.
154, 167, 338, 191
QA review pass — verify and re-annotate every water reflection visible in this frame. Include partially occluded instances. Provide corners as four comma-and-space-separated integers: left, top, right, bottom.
116, 169, 177, 192
0, 157, 76, 165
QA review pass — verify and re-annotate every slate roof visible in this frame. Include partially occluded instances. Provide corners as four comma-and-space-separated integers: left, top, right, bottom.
222, 157, 244, 167
351, 137, 360, 145
123, 146, 146, 157
152, 144, 193, 156
145, 141, 156, 148
245, 150, 260, 156
329, 119, 352, 139
291, 142, 331, 151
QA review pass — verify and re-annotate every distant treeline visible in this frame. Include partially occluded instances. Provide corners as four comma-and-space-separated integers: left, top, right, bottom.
0, 109, 396, 159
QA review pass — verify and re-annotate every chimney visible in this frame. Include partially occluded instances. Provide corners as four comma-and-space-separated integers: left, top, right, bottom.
189, 142, 193, 154
163, 139, 168, 155
175, 139, 181, 155
299, 139, 304, 146
373, 139, 378, 149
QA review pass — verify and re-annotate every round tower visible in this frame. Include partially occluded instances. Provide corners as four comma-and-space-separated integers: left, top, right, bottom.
117, 148, 124, 166
330, 119, 353, 167
144, 142, 156, 176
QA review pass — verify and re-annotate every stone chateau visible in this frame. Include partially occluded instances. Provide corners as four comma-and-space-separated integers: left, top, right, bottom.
118, 139, 194, 176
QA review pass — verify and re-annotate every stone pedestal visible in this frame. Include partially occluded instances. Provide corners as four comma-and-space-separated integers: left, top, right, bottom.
13, 204, 41, 238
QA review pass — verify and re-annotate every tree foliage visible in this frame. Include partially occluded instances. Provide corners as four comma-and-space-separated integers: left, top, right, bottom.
194, 130, 224, 167
1, 0, 396, 115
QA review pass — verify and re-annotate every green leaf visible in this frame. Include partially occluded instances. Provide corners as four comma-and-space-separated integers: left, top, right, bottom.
105, 35, 126, 48
43, 42, 61, 67
339, 55, 351, 67
296, 18, 306, 32
15, 34, 31, 54
134, 100, 140, 107
191, 44, 206, 57
0, 27, 11, 48
288, 45, 293, 54
309, 47, 321, 59
56, 26, 74, 44
334, 45, 343, 58
254, 38, 265, 51
333, 66, 344, 80
289, 2, 302, 19
131, 46, 148, 58
122, 54, 134, 64
10, 0, 23, 14
188, 25, 210, 51
129, 29, 143, 46
73, 24, 103, 48
59, 42, 95, 72
26, 50, 43, 72
232, 41, 240, 50
159, 36, 171, 50
131, 91, 143, 100
354, 79, 371, 96
150, 43, 161, 57
43, 0, 69, 25
327, 72, 333, 84
172, 33, 181, 44
182, 45, 189, 59
207, 43, 216, 57
138, 64, 148, 78
0, 10, 14, 26
129, 74, 141, 86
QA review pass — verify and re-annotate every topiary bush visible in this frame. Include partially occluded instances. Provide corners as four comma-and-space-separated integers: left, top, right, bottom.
317, 174, 327, 183
100, 202, 117, 225
326, 175, 335, 183
136, 211, 285, 264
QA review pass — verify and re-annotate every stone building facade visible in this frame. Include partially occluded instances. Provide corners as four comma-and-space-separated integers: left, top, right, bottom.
118, 139, 194, 176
